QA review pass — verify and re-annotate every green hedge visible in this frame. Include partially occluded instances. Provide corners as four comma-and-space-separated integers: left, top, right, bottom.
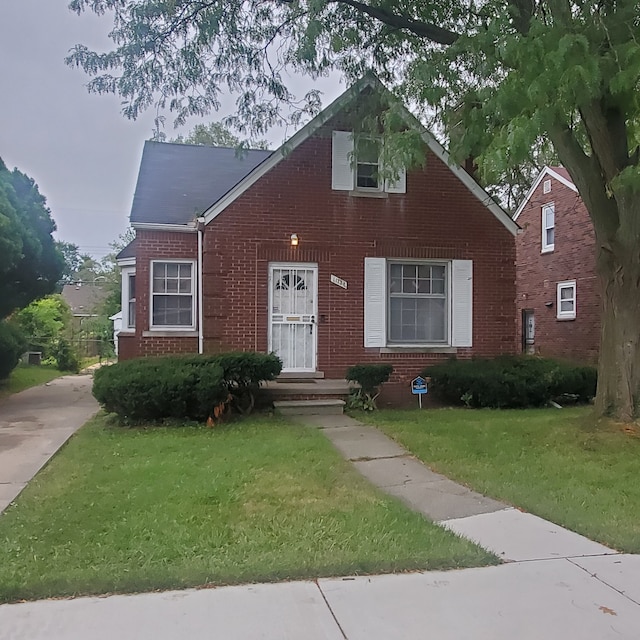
92, 351, 282, 422
0, 322, 27, 380
346, 363, 394, 411
424, 356, 596, 409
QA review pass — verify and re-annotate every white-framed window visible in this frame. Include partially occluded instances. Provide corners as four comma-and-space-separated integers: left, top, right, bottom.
542, 203, 555, 252
364, 258, 472, 348
543, 179, 552, 194
332, 131, 406, 193
150, 260, 196, 329
127, 274, 136, 328
120, 265, 136, 331
355, 138, 382, 191
388, 262, 448, 343
557, 280, 576, 319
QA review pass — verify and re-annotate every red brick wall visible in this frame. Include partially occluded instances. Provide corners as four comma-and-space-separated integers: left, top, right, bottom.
198, 124, 516, 398
122, 126, 517, 404
120, 230, 199, 359
515, 174, 600, 364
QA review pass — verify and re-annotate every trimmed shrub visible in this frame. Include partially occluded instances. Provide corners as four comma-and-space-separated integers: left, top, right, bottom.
92, 351, 282, 422
0, 321, 27, 380
424, 356, 596, 409
93, 357, 227, 422
346, 363, 394, 411
180, 351, 282, 414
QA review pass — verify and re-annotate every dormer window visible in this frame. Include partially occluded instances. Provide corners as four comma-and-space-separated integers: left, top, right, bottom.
331, 131, 406, 193
355, 138, 381, 190
542, 203, 555, 252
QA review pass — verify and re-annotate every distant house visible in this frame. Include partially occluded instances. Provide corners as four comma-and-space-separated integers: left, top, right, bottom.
61, 283, 108, 330
514, 166, 600, 364
115, 75, 519, 402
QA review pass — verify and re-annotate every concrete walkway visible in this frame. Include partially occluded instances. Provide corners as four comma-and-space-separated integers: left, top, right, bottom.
304, 414, 617, 563
1, 406, 639, 638
0, 373, 98, 514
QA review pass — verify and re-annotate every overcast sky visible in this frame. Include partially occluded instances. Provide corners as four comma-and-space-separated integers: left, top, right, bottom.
0, 0, 343, 259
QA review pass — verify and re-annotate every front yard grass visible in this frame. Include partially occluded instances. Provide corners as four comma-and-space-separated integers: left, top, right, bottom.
0, 413, 496, 603
0, 364, 64, 399
363, 406, 640, 553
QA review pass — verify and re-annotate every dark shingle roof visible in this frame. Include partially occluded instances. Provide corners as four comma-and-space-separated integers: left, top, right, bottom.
130, 141, 273, 225
116, 237, 138, 261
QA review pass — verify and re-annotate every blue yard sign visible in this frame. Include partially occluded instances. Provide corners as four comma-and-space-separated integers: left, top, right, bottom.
411, 376, 428, 409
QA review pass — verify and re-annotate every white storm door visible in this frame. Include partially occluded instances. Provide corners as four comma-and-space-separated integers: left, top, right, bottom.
269, 264, 318, 372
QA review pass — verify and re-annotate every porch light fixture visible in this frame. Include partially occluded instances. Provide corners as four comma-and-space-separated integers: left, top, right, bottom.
290, 233, 299, 247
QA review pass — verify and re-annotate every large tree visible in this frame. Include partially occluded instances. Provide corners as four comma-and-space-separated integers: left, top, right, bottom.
0, 159, 64, 318
67, 0, 640, 420
155, 121, 269, 150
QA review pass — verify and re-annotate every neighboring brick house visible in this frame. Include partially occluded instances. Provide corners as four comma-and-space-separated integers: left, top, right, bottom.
116, 75, 519, 402
514, 166, 600, 364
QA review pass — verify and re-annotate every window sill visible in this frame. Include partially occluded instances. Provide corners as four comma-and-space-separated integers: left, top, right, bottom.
541, 247, 554, 254
380, 346, 458, 354
117, 330, 135, 335
349, 190, 388, 199
143, 330, 199, 337
556, 316, 576, 322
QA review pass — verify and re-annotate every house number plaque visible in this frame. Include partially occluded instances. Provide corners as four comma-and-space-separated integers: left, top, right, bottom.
330, 274, 347, 289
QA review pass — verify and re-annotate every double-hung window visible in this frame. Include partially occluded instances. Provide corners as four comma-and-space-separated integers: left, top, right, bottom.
151, 261, 195, 328
127, 274, 136, 329
542, 203, 555, 252
355, 138, 381, 190
331, 131, 406, 193
557, 280, 576, 319
388, 263, 448, 343
364, 258, 472, 349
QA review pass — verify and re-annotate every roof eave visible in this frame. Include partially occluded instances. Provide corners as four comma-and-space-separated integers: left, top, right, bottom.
513, 166, 578, 221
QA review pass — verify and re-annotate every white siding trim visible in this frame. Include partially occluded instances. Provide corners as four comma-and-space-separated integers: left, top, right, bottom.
364, 257, 387, 347
513, 166, 578, 221
332, 131, 355, 191
451, 260, 473, 347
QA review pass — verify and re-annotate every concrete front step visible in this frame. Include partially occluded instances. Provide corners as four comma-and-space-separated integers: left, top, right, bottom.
274, 399, 346, 416
263, 379, 353, 397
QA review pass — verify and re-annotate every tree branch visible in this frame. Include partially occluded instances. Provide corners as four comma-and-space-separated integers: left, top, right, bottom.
324, 0, 460, 45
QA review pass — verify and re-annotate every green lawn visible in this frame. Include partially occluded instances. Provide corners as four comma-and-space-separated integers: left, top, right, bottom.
0, 364, 64, 399
0, 414, 496, 602
363, 406, 640, 553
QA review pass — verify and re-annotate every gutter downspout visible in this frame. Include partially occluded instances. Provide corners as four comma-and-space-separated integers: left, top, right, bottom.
196, 217, 206, 354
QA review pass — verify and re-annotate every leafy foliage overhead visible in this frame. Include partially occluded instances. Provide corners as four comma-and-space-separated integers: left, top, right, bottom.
0, 159, 64, 319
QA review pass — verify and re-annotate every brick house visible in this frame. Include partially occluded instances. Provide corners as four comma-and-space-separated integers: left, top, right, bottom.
514, 166, 600, 364
116, 76, 518, 403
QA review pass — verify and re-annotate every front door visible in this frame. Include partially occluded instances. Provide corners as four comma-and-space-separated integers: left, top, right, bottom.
269, 263, 317, 372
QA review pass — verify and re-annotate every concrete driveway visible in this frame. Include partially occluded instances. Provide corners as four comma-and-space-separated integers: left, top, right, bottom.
0, 373, 98, 513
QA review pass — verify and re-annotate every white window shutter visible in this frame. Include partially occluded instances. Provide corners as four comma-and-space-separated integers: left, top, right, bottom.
332, 131, 354, 191
385, 167, 406, 193
364, 257, 387, 347
451, 260, 473, 347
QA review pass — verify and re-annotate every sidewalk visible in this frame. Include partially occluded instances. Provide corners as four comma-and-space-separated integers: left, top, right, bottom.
303, 414, 616, 563
1, 407, 639, 639
0, 373, 98, 514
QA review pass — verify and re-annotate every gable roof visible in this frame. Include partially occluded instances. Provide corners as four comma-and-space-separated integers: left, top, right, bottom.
201, 74, 519, 236
130, 142, 272, 226
61, 283, 107, 316
513, 166, 578, 221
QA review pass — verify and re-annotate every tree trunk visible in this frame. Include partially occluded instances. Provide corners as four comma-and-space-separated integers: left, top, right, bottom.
594, 212, 640, 421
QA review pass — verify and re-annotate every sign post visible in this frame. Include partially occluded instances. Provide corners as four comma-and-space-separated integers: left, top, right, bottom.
411, 376, 428, 409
